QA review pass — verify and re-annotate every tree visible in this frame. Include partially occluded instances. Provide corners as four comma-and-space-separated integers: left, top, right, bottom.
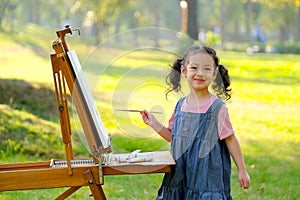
219, 0, 225, 48
225, 0, 244, 42
296, 4, 300, 41
243, 0, 253, 42
33, 0, 40, 25
186, 0, 198, 40
258, 0, 300, 42
82, 0, 132, 44
0, 0, 17, 29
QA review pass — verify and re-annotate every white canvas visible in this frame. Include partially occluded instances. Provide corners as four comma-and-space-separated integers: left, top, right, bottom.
67, 50, 110, 149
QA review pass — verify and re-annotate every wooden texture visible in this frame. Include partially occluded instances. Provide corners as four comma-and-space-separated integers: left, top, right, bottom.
83, 169, 106, 200
0, 164, 99, 191
0, 151, 174, 192
55, 186, 81, 200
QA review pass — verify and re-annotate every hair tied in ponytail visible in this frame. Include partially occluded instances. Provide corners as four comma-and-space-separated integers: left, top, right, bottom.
218, 65, 229, 82
173, 58, 183, 73
218, 64, 226, 72
214, 64, 231, 100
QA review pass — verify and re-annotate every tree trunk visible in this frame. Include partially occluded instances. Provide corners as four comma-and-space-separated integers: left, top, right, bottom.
154, 0, 160, 47
245, 1, 252, 43
34, 0, 40, 25
94, 23, 100, 45
114, 17, 121, 42
296, 6, 300, 42
234, 21, 240, 41
187, 0, 198, 40
0, 0, 9, 29
280, 25, 289, 43
219, 0, 225, 48
7, 4, 16, 32
0, 12, 3, 30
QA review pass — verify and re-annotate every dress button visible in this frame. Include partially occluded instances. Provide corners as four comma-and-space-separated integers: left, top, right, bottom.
187, 114, 191, 118
183, 127, 188, 132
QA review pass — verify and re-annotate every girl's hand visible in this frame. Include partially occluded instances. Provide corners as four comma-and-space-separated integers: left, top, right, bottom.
238, 170, 250, 189
140, 110, 154, 126
225, 134, 250, 189
140, 110, 171, 142
140, 110, 163, 132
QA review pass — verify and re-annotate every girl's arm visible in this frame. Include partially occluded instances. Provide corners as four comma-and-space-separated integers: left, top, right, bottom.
140, 110, 172, 142
225, 134, 251, 189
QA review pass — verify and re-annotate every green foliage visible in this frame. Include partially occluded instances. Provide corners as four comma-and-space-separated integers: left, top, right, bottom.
273, 42, 300, 54
1, 0, 300, 47
205, 30, 221, 47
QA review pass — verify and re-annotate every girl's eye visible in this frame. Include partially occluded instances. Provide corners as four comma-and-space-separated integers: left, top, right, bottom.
205, 67, 212, 71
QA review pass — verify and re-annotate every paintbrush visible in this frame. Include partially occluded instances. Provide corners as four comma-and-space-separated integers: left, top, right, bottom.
115, 109, 163, 114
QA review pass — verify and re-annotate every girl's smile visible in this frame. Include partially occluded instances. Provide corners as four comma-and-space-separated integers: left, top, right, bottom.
194, 77, 205, 83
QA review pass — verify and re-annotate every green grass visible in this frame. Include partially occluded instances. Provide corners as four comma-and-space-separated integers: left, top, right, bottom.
0, 24, 300, 199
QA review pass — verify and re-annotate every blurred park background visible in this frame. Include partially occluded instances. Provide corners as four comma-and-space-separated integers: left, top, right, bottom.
1, 0, 300, 51
0, 0, 300, 199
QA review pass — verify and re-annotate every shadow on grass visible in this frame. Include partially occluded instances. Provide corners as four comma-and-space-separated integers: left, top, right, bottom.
0, 79, 58, 122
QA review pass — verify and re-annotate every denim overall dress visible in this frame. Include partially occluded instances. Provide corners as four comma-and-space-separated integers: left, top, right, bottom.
157, 97, 232, 200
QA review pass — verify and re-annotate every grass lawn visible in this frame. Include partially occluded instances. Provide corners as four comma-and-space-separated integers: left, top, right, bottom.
0, 24, 299, 199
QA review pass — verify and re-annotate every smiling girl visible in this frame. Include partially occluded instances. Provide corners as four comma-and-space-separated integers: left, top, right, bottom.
140, 45, 250, 199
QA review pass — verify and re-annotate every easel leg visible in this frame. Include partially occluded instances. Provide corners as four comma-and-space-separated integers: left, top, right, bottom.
88, 184, 106, 200
55, 186, 81, 200
84, 169, 106, 200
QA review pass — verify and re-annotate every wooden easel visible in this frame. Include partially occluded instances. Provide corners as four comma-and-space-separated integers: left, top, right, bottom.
0, 27, 174, 199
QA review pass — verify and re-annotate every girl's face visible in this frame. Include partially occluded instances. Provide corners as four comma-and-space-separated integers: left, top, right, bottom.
181, 52, 218, 92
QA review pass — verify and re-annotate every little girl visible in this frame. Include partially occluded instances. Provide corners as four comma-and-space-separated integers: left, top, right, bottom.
140, 45, 250, 199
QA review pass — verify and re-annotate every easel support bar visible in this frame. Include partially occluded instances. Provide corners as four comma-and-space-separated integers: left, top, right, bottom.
55, 186, 81, 200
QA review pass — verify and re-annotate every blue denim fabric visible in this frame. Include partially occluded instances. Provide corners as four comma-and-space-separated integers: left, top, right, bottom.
157, 97, 232, 200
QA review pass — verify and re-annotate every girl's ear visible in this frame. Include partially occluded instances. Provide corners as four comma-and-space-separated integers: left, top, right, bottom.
181, 66, 187, 77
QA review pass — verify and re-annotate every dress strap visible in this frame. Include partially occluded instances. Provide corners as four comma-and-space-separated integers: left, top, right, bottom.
174, 97, 186, 112
198, 98, 225, 158
210, 98, 225, 118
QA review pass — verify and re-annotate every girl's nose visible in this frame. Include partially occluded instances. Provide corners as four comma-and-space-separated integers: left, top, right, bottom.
196, 68, 205, 76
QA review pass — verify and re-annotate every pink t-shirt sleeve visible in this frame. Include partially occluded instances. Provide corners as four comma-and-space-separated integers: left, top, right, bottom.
218, 105, 234, 140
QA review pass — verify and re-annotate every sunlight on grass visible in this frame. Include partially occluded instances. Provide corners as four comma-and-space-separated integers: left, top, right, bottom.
0, 24, 299, 199
220, 51, 300, 85
0, 32, 53, 83
232, 81, 299, 103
